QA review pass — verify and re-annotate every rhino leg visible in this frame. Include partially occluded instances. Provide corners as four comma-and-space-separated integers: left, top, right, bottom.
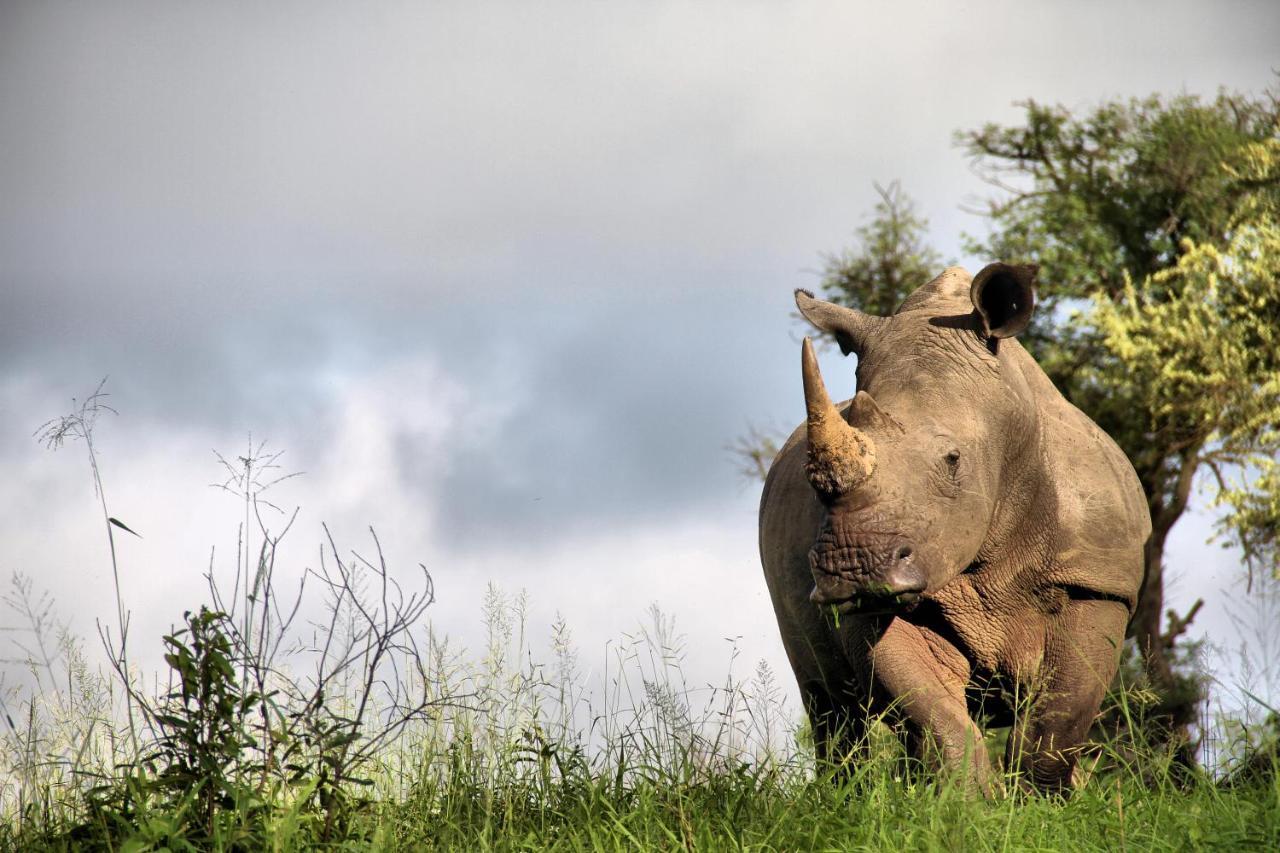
868, 618, 992, 793
1005, 598, 1128, 794
802, 677, 868, 771
780, 618, 870, 773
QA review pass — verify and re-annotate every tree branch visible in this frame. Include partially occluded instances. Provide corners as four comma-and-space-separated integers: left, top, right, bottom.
1155, 447, 1201, 534
1162, 598, 1204, 649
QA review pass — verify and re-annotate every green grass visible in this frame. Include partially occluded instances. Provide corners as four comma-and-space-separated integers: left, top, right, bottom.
2, 584, 1276, 851
381, 772, 1276, 852
6, 747, 1274, 850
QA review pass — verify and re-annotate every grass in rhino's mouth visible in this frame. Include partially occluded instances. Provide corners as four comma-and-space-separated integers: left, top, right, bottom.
829, 591, 922, 621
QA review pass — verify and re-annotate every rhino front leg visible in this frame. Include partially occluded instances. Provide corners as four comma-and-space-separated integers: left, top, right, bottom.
868, 618, 991, 793
1006, 598, 1128, 793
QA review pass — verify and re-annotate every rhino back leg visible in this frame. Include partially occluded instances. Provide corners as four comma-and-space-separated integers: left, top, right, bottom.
771, 600, 870, 770
802, 672, 869, 770
1005, 597, 1129, 793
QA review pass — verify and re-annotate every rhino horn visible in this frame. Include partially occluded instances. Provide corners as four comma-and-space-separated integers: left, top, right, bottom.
801, 337, 875, 497
848, 388, 905, 434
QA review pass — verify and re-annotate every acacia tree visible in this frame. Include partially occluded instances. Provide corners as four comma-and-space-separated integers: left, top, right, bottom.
956, 90, 1280, 742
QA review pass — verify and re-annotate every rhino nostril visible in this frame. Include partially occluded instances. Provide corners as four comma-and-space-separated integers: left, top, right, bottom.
895, 545, 913, 562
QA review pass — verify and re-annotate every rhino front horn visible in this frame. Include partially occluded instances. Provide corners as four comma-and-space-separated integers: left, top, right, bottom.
801, 337, 875, 498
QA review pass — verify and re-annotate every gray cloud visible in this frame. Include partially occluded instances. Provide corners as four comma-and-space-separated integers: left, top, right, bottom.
3, 0, 1278, 700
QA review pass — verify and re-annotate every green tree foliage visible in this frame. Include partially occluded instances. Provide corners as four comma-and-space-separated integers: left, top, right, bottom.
961, 92, 1279, 301
819, 181, 943, 316
1092, 221, 1280, 584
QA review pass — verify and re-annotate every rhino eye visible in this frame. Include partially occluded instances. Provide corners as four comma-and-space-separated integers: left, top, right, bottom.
944, 450, 961, 471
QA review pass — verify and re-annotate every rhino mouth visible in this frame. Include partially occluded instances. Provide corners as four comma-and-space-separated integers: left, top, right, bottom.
812, 585, 924, 615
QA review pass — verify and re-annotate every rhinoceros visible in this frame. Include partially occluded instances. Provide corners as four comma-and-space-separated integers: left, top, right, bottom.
759, 263, 1148, 792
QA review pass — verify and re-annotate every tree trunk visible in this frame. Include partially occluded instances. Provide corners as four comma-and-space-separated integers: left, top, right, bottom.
1127, 449, 1203, 765
1131, 525, 1174, 687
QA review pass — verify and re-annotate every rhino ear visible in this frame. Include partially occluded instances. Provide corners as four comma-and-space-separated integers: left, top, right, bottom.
794, 289, 884, 356
970, 263, 1037, 339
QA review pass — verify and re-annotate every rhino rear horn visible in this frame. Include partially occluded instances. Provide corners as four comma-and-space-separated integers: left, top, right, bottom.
847, 389, 904, 434
971, 263, 1037, 339
795, 290, 884, 356
801, 337, 875, 498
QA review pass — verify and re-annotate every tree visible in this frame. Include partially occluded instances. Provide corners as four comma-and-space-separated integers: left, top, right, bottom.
818, 181, 943, 316
958, 89, 1280, 748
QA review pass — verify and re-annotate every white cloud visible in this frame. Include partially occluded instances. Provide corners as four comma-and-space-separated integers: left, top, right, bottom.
1, 360, 777, 706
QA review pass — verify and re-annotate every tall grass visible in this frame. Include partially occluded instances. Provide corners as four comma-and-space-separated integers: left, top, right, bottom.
1, 390, 1277, 850
4, 571, 1275, 850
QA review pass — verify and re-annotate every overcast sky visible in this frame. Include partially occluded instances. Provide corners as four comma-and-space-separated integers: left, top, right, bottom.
3, 1, 1279, 721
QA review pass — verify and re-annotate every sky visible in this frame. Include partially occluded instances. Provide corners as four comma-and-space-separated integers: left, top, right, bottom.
2, 1, 1279, 726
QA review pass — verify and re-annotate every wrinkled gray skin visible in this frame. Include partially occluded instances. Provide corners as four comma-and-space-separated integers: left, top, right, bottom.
759, 264, 1149, 794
